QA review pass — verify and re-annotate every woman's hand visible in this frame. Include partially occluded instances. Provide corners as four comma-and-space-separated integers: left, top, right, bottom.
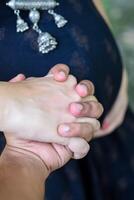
95, 69, 128, 137
2, 76, 80, 138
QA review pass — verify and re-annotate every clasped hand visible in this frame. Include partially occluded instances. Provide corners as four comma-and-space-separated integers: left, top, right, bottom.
1, 64, 103, 172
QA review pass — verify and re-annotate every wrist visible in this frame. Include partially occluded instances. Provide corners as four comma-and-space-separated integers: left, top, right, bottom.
0, 145, 48, 200
1, 145, 49, 181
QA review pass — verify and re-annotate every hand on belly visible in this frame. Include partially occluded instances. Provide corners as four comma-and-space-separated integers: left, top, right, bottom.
95, 69, 128, 137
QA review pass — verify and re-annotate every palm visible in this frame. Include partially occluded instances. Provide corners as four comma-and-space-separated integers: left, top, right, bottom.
6, 137, 72, 172
26, 141, 72, 171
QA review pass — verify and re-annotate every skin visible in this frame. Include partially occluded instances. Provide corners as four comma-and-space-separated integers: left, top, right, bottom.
5, 74, 93, 159
0, 146, 47, 200
8, 64, 103, 142
0, 1, 128, 199
0, 64, 103, 200
6, 65, 102, 159
93, 0, 128, 136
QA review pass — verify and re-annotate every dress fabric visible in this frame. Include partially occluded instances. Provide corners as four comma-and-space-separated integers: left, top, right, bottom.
0, 0, 134, 199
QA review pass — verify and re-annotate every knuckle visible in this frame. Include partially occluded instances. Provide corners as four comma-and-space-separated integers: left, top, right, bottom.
89, 119, 100, 131
80, 80, 95, 94
87, 123, 94, 133
88, 96, 98, 102
59, 64, 70, 72
96, 103, 104, 118
73, 123, 81, 136
86, 124, 94, 141
94, 120, 101, 131
72, 93, 81, 102
51, 64, 70, 74
89, 101, 103, 118
76, 123, 94, 141
82, 102, 91, 116
89, 81, 95, 94
68, 75, 77, 85
87, 133, 93, 142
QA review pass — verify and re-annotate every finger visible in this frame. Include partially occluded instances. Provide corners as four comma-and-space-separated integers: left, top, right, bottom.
47, 64, 70, 82
81, 95, 98, 102
75, 80, 95, 97
93, 106, 126, 138
94, 122, 117, 138
69, 101, 104, 118
9, 74, 26, 83
68, 138, 90, 159
75, 117, 101, 130
58, 118, 100, 139
67, 75, 78, 88
52, 143, 73, 168
72, 149, 90, 159
58, 122, 94, 142
93, 129, 108, 138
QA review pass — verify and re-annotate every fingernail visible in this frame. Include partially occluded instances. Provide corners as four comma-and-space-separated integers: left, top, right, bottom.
75, 104, 83, 112
59, 71, 66, 78
79, 84, 87, 94
102, 121, 110, 130
59, 125, 70, 135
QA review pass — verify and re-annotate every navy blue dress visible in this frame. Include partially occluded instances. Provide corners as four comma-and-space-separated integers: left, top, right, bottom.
0, 1, 134, 199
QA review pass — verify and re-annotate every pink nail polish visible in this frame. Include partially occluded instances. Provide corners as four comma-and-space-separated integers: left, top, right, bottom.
102, 121, 110, 130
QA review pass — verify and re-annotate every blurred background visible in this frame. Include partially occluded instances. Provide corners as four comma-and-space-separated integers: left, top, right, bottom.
103, 0, 134, 111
